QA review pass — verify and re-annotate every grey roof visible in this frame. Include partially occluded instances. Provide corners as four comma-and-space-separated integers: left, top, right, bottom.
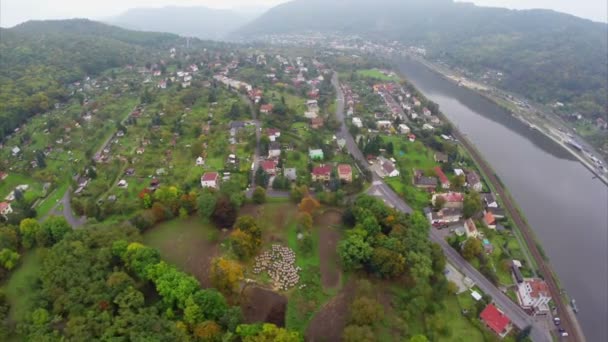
284, 168, 297, 181
230, 121, 245, 129
269, 142, 281, 151
466, 171, 481, 184
481, 193, 496, 204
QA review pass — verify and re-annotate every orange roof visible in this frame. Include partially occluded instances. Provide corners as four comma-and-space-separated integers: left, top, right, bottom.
527, 279, 551, 299
484, 211, 496, 225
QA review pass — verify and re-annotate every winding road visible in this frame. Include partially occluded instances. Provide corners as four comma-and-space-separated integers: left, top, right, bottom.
331, 72, 551, 342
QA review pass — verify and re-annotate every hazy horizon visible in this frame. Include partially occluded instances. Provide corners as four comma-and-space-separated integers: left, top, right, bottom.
1, 0, 607, 28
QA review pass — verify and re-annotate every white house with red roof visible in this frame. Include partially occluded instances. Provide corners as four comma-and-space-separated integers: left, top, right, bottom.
516, 278, 552, 314
312, 165, 332, 182
260, 104, 274, 114
0, 202, 13, 219
464, 218, 479, 239
201, 172, 220, 189
267, 128, 281, 142
432, 192, 464, 209
0, 172, 8, 181
480, 304, 512, 338
434, 166, 451, 189
337, 164, 352, 183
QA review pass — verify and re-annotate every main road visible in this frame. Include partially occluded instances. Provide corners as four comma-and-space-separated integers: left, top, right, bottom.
331, 73, 550, 342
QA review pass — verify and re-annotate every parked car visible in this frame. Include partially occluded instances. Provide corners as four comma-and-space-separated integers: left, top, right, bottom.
553, 317, 561, 325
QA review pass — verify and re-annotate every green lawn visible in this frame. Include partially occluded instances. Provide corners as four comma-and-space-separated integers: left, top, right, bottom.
36, 182, 69, 219
0, 174, 38, 201
357, 69, 400, 81
3, 250, 42, 322
437, 295, 485, 342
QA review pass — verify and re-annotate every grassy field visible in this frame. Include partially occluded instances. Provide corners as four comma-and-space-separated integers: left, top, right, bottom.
3, 250, 42, 322
0, 174, 39, 201
357, 69, 400, 82
36, 182, 69, 218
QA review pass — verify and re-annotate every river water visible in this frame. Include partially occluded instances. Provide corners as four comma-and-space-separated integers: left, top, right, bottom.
396, 58, 608, 342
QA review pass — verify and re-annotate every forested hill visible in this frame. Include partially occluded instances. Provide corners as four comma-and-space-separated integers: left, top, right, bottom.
0, 19, 180, 141
234, 0, 608, 119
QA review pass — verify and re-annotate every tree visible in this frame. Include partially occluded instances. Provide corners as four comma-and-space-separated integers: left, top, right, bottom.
516, 325, 532, 342
461, 238, 483, 261
298, 196, 320, 215
370, 247, 406, 278
433, 196, 446, 211
237, 323, 300, 342
233, 216, 261, 240
211, 257, 243, 296
342, 325, 376, 342
252, 187, 266, 204
297, 213, 313, 232
230, 229, 260, 260
452, 175, 465, 190
0, 248, 20, 270
290, 185, 309, 203
338, 229, 373, 270
409, 335, 430, 342
193, 321, 221, 341
463, 191, 482, 219
349, 296, 384, 326
255, 168, 269, 188
41, 216, 71, 243
19, 218, 41, 249
212, 196, 238, 228
198, 191, 217, 221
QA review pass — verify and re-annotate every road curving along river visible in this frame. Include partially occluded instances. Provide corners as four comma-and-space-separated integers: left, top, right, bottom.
396, 57, 608, 342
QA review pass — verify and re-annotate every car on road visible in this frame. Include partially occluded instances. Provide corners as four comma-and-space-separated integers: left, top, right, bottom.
558, 328, 568, 337
553, 317, 560, 325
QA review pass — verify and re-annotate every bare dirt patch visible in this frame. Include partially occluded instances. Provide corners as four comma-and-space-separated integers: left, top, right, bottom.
240, 285, 288, 327
143, 218, 225, 288
305, 280, 356, 342
315, 210, 343, 289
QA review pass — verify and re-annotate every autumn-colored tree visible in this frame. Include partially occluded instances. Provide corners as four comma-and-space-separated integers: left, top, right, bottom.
151, 202, 170, 223
230, 229, 260, 260
211, 257, 244, 296
298, 196, 320, 215
233, 216, 261, 240
252, 186, 266, 204
342, 324, 376, 342
212, 196, 238, 228
193, 320, 221, 341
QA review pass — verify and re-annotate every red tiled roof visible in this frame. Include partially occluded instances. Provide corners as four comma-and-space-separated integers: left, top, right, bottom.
261, 160, 277, 172
338, 164, 352, 175
312, 165, 332, 176
311, 117, 324, 125
267, 128, 280, 136
484, 211, 496, 226
261, 104, 273, 112
0, 202, 9, 212
201, 172, 219, 182
434, 166, 449, 184
480, 304, 511, 335
527, 279, 551, 299
440, 192, 464, 203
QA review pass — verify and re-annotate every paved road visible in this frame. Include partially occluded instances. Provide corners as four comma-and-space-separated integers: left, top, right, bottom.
452, 129, 582, 342
331, 73, 550, 342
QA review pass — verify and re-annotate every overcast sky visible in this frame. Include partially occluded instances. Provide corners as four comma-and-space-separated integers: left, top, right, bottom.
1, 0, 607, 28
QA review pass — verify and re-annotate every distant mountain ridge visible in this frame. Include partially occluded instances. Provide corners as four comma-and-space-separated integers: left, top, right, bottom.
234, 0, 608, 119
109, 6, 261, 40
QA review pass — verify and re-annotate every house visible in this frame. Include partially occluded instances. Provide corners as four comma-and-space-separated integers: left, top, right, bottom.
466, 171, 483, 192
309, 149, 324, 160
260, 104, 274, 114
261, 160, 278, 175
398, 124, 411, 134
376, 120, 392, 131
0, 202, 13, 219
136, 147, 145, 155
464, 219, 479, 238
516, 279, 552, 314
267, 128, 281, 142
482, 193, 498, 208
434, 166, 451, 189
432, 192, 464, 209
512, 262, 524, 284
337, 164, 353, 183
306, 99, 319, 112
304, 111, 318, 119
201, 172, 220, 189
196, 156, 205, 166
422, 123, 434, 131
480, 304, 512, 338
117, 180, 128, 188
431, 207, 462, 224
312, 165, 332, 182
413, 169, 437, 190
434, 152, 448, 163
230, 121, 246, 131
284, 168, 297, 182
11, 147, 21, 156
408, 134, 416, 142
0, 172, 8, 181
311, 117, 324, 129
379, 157, 400, 178
268, 142, 281, 158
486, 207, 506, 219
484, 211, 497, 229
352, 117, 363, 128
454, 168, 465, 177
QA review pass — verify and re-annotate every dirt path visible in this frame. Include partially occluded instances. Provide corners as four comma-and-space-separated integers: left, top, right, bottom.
305, 280, 356, 342
316, 210, 343, 289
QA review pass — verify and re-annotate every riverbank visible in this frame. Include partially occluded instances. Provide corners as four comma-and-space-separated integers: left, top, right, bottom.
394, 54, 608, 187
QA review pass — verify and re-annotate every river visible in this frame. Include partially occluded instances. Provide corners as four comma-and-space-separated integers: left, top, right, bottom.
396, 58, 608, 342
